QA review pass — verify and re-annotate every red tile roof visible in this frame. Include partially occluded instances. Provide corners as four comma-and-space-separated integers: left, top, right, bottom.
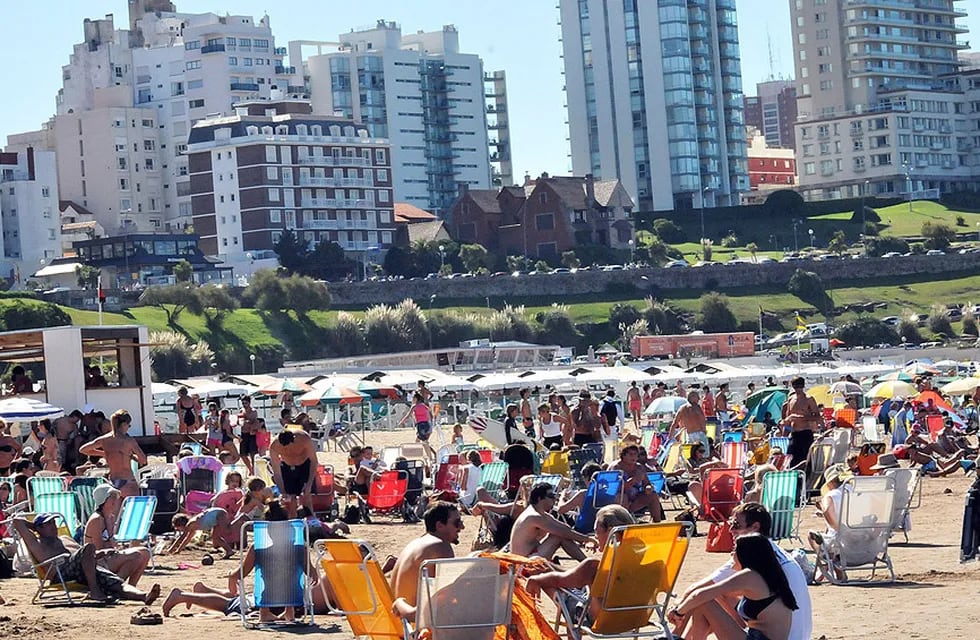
394, 202, 437, 223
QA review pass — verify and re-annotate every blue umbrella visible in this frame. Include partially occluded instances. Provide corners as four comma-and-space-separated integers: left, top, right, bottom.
742, 389, 787, 426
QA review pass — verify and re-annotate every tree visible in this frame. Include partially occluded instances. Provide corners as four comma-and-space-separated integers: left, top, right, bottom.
865, 235, 908, 257
75, 265, 101, 290
458, 243, 490, 273
963, 306, 978, 337
609, 303, 642, 329
652, 218, 685, 243
535, 304, 581, 346
745, 242, 759, 263
172, 259, 194, 283
534, 260, 552, 273
140, 285, 203, 327
281, 275, 330, 316
506, 255, 531, 272
763, 189, 805, 218
0, 300, 71, 331
561, 251, 580, 269
921, 221, 956, 250
827, 230, 848, 257
273, 230, 309, 274
696, 292, 737, 332
786, 269, 833, 315
382, 246, 416, 278
642, 297, 683, 334
700, 238, 713, 262
307, 240, 354, 280
241, 270, 283, 311
198, 284, 239, 326
897, 309, 923, 345
835, 317, 898, 348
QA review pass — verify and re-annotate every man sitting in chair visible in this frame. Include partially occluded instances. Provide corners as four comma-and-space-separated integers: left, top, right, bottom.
391, 501, 463, 620
511, 483, 596, 562
12, 513, 161, 605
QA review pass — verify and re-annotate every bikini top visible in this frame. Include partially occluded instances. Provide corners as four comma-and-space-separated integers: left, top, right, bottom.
737, 593, 779, 621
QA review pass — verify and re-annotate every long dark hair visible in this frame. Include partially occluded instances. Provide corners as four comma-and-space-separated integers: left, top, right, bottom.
734, 534, 799, 611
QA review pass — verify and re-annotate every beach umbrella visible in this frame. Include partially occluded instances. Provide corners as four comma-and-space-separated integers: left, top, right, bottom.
808, 384, 834, 407
829, 381, 863, 397
742, 389, 787, 426
0, 397, 64, 422
258, 378, 312, 395
742, 386, 782, 411
643, 395, 688, 415
941, 377, 980, 396
355, 379, 400, 399
904, 362, 940, 376
298, 385, 369, 407
880, 370, 914, 383
866, 380, 918, 399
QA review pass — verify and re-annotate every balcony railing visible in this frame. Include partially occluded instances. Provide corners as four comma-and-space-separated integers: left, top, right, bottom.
298, 155, 371, 167
201, 44, 226, 54
301, 198, 373, 209
230, 82, 260, 91
299, 176, 375, 187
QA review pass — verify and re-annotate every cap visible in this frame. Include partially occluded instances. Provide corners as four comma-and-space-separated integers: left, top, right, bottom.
83, 403, 96, 414
92, 483, 118, 510
869, 453, 900, 471
31, 513, 59, 528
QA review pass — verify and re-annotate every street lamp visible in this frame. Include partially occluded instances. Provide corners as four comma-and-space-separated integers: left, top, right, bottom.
249, 353, 256, 375
439, 244, 446, 271
861, 180, 870, 256
792, 219, 800, 253
427, 293, 437, 350
903, 163, 913, 214
628, 238, 635, 265
976, 222, 980, 243
808, 228, 815, 250
700, 187, 711, 241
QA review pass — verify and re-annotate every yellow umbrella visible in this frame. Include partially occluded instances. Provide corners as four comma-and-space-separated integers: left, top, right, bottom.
866, 380, 918, 399
808, 384, 834, 407
941, 377, 980, 396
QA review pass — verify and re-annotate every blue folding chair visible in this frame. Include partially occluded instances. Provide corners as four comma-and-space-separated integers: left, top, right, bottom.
770, 436, 790, 454
115, 495, 158, 569
722, 431, 744, 443
240, 519, 312, 627
574, 471, 624, 534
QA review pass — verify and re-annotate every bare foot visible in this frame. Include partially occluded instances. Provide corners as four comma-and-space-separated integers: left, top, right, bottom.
88, 589, 109, 604
144, 583, 162, 606
161, 588, 181, 617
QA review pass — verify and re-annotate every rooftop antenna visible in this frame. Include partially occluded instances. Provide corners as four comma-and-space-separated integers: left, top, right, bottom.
766, 26, 776, 81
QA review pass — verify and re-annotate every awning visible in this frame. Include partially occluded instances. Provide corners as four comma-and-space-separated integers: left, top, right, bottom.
32, 262, 83, 277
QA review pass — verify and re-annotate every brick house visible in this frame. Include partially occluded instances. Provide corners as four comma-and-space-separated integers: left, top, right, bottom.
448, 173, 633, 260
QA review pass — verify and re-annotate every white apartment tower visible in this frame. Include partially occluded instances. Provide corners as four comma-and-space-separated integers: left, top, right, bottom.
790, 0, 973, 199
0, 148, 62, 283
302, 21, 494, 215
559, 0, 749, 213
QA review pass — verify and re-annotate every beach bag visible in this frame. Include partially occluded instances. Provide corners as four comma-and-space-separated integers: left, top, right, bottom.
705, 521, 734, 553
0, 546, 12, 580
342, 503, 361, 525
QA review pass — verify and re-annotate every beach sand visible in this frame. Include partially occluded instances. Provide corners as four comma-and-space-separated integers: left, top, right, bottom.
1, 426, 977, 639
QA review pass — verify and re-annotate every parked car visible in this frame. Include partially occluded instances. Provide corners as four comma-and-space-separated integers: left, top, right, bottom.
663, 260, 689, 269
926, 249, 946, 256
881, 252, 902, 258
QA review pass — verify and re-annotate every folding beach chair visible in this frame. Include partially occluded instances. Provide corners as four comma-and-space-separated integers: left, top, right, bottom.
720, 441, 747, 470
395, 459, 426, 522
553, 522, 692, 640
381, 446, 402, 468
819, 477, 896, 584
769, 436, 790, 455
824, 429, 851, 466
517, 474, 566, 504
705, 418, 719, 445
176, 455, 223, 514
805, 443, 834, 498
721, 430, 744, 444
33, 492, 80, 534
856, 442, 886, 476
239, 519, 313, 627
574, 471, 625, 534
366, 470, 409, 520
925, 415, 944, 442
115, 495, 157, 570
541, 450, 571, 477
859, 415, 882, 444
218, 463, 250, 489
414, 557, 516, 640
477, 461, 509, 502
701, 468, 744, 524
399, 443, 430, 463
569, 447, 603, 488
315, 538, 402, 639
68, 477, 108, 524
883, 467, 921, 543
761, 470, 806, 543
662, 443, 694, 474
434, 454, 462, 493
27, 476, 65, 509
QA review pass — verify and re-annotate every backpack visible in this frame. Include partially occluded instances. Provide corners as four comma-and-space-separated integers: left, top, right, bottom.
0, 546, 12, 580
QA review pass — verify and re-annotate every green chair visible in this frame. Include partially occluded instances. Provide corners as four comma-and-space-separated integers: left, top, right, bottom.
69, 477, 108, 525
477, 461, 509, 502
33, 492, 80, 533
761, 470, 806, 542
27, 476, 65, 510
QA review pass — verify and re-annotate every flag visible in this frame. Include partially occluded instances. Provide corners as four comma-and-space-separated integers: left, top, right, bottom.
796, 314, 806, 331
97, 274, 106, 305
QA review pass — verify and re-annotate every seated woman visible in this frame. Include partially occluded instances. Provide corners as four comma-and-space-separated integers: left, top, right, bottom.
83, 485, 151, 586
524, 504, 635, 617
667, 533, 799, 640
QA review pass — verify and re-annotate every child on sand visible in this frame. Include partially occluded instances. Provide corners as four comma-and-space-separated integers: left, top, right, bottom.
167, 508, 243, 559
212, 472, 245, 514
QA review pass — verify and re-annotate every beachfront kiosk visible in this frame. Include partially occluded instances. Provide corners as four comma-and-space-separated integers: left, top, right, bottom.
0, 325, 154, 435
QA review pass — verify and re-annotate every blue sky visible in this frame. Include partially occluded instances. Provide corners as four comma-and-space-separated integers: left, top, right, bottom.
1, 1, 977, 178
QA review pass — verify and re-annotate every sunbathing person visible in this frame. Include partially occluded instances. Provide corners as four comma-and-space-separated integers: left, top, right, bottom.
13, 513, 160, 604
668, 533, 799, 640
390, 501, 463, 619
83, 485, 150, 586
510, 483, 595, 562
674, 503, 812, 640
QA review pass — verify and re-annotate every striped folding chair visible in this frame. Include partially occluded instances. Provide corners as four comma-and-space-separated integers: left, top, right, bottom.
517, 473, 565, 504
477, 461, 509, 502
33, 492, 80, 533
240, 519, 313, 627
68, 477, 108, 525
27, 476, 65, 509
769, 436, 790, 454
721, 441, 747, 470
761, 470, 806, 543
115, 495, 158, 569
415, 557, 516, 640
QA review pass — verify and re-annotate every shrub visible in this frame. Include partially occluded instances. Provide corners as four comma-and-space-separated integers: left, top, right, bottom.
920, 221, 956, 250
619, 319, 649, 351
535, 304, 581, 345
763, 189, 805, 217
652, 218, 685, 243
720, 233, 739, 248
0, 300, 71, 330
962, 308, 978, 337
642, 298, 683, 334
609, 303, 642, 328
897, 310, 923, 345
324, 312, 367, 356
927, 303, 954, 337
862, 221, 879, 237
148, 330, 215, 380
696, 292, 737, 332
836, 317, 898, 348
866, 235, 908, 257
786, 269, 833, 315
956, 215, 967, 227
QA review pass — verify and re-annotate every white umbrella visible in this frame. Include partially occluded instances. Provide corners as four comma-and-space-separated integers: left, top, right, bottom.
0, 397, 64, 422
643, 395, 688, 415
829, 381, 864, 396
941, 378, 980, 396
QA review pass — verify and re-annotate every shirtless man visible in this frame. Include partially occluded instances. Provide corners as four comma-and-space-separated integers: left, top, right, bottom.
570, 391, 602, 446
510, 483, 594, 562
782, 376, 821, 468
237, 395, 259, 474
669, 391, 708, 449
0, 420, 22, 475
52, 410, 82, 472
627, 381, 643, 431
519, 388, 535, 438
390, 501, 462, 619
715, 383, 731, 424
78, 409, 146, 498
610, 444, 663, 522
269, 429, 317, 518
12, 513, 160, 605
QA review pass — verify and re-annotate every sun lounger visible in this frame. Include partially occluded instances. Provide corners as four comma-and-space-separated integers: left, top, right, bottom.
553, 522, 691, 640
720, 441, 747, 470
315, 538, 402, 639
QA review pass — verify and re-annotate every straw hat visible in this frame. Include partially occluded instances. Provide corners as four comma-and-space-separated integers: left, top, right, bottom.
869, 453, 900, 471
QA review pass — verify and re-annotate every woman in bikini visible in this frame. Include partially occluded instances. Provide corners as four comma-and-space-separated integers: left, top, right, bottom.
175, 387, 198, 435
83, 484, 151, 586
668, 533, 798, 640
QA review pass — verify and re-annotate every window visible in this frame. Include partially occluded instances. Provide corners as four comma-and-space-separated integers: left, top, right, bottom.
185, 61, 201, 71
265, 145, 277, 163
254, 39, 269, 49
228, 57, 238, 66
41, 187, 50, 198
189, 99, 205, 108
145, 158, 155, 170
144, 140, 156, 151
270, 209, 282, 223
120, 198, 132, 211
269, 188, 280, 201
267, 166, 278, 180
119, 178, 129, 190
536, 213, 555, 231
378, 190, 390, 203
803, 162, 816, 175
375, 149, 386, 164
376, 169, 388, 182
184, 40, 200, 50
244, 58, 253, 67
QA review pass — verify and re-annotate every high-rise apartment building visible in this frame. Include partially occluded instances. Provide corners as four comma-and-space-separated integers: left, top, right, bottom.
559, 0, 748, 213
300, 21, 495, 215
791, 0, 974, 199
743, 80, 797, 149
0, 148, 62, 283
485, 70, 514, 188
187, 97, 394, 260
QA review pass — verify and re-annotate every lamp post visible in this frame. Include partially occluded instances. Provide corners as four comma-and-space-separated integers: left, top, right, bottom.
808, 228, 815, 250
439, 244, 446, 271
428, 293, 437, 350
700, 187, 710, 241
976, 222, 980, 244
903, 163, 913, 214
249, 353, 256, 375
628, 238, 635, 265
792, 219, 800, 253
861, 179, 870, 256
